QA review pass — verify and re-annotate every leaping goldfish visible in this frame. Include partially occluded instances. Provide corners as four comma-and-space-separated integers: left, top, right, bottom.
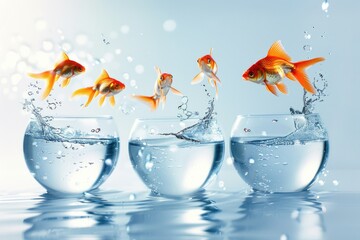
242, 41, 325, 95
133, 66, 182, 110
192, 48, 221, 97
72, 69, 125, 107
28, 52, 85, 99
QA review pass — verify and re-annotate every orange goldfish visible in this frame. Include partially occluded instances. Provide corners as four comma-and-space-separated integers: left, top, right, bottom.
242, 41, 325, 95
133, 66, 182, 110
192, 48, 221, 96
28, 52, 85, 99
72, 69, 125, 107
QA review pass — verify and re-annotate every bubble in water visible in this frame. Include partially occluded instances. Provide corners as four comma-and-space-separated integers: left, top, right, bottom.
304, 31, 311, 40
163, 19, 177, 32
291, 210, 300, 219
127, 56, 133, 63
35, 165, 40, 169
129, 193, 136, 201
282, 162, 288, 165
115, 49, 122, 55
48, 103, 57, 110
244, 128, 251, 133
218, 181, 225, 188
322, 1, 329, 12
42, 176, 48, 180
119, 102, 135, 115
145, 161, 154, 171
181, 96, 188, 104
318, 180, 325, 186
121, 25, 130, 34
135, 65, 144, 74
130, 79, 137, 87
75, 34, 88, 45
244, 172, 248, 176
332, 180, 339, 186
303, 45, 312, 52
280, 234, 288, 240
42, 40, 54, 51
105, 159, 112, 166
249, 158, 255, 164
42, 157, 48, 161
123, 73, 130, 80
261, 131, 267, 136
61, 42, 72, 52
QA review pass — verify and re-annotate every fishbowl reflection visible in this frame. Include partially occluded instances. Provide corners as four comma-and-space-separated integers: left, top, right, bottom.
231, 191, 326, 240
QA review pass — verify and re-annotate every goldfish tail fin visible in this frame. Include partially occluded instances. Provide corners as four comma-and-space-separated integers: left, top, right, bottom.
191, 72, 204, 85
133, 95, 158, 110
72, 87, 96, 107
28, 71, 57, 99
293, 57, 324, 94
264, 81, 278, 96
109, 96, 116, 107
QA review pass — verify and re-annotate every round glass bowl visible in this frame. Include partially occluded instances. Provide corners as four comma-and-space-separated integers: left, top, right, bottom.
230, 113, 329, 193
23, 116, 120, 195
128, 118, 225, 197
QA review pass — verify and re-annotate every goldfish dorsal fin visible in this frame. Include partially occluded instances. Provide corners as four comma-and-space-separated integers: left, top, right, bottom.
54, 52, 70, 67
267, 41, 291, 61
210, 48, 213, 56
95, 69, 110, 84
154, 66, 161, 76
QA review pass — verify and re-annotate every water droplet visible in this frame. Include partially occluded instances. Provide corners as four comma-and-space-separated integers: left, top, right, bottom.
322, 1, 329, 12
280, 234, 288, 240
149, 128, 156, 135
181, 96, 188, 104
19, 45, 31, 58
123, 73, 130, 80
249, 158, 255, 164
35, 165, 40, 169
42, 176, 48, 180
130, 79, 137, 87
63, 127, 76, 138
121, 25, 130, 34
105, 159, 112, 166
272, 119, 278, 123
42, 157, 48, 161
135, 65, 144, 74
32, 142, 37, 147
75, 34, 88, 45
244, 172, 248, 176
333, 180, 339, 186
127, 56, 133, 63
61, 42, 72, 52
42, 40, 54, 51
304, 31, 311, 40
129, 193, 136, 201
318, 180, 325, 186
163, 19, 177, 32
303, 45, 312, 52
119, 102, 135, 115
115, 49, 122, 55
291, 210, 300, 219
48, 103, 56, 110
244, 128, 251, 133
57, 151, 62, 155
282, 162, 288, 165
218, 181, 225, 188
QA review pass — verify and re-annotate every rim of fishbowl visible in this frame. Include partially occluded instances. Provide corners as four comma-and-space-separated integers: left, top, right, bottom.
235, 113, 320, 119
133, 117, 201, 122
30, 115, 114, 120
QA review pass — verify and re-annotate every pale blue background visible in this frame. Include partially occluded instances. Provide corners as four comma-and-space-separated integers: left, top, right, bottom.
0, 0, 358, 192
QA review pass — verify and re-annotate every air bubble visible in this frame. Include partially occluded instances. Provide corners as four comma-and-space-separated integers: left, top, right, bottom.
42, 157, 48, 161
135, 65, 144, 74
218, 181, 225, 188
304, 31, 311, 40
249, 158, 255, 164
322, 1, 329, 12
318, 180, 325, 186
163, 19, 177, 32
63, 127, 76, 138
280, 234, 288, 240
121, 25, 130, 34
130, 79, 137, 87
42, 40, 54, 51
272, 119, 278, 123
123, 73, 130, 80
244, 128, 251, 133
127, 56, 133, 63
303, 45, 312, 52
129, 193, 136, 201
42, 176, 48, 180
291, 210, 300, 219
75, 34, 88, 45
145, 161, 154, 171
115, 49, 122, 55
105, 159, 112, 166
332, 180, 339, 186
35, 165, 40, 169
119, 102, 135, 115
61, 42, 72, 52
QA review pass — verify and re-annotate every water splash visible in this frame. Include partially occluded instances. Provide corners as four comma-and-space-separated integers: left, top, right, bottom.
322, 0, 329, 13
290, 73, 328, 115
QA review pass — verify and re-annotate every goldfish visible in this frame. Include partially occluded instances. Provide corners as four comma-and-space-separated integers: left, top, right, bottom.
192, 48, 221, 96
242, 41, 325, 95
72, 69, 125, 107
133, 66, 182, 110
28, 52, 85, 99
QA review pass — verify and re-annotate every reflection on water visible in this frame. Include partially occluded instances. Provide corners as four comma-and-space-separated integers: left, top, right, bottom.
0, 190, 329, 239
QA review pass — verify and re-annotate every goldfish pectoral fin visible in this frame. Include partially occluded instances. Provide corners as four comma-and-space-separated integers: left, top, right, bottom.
210, 72, 221, 84
133, 95, 158, 110
170, 87, 182, 96
286, 72, 296, 81
267, 40, 291, 61
213, 62, 218, 74
109, 96, 116, 107
98, 95, 107, 106
61, 78, 71, 88
276, 82, 288, 94
191, 72, 204, 85
265, 81, 278, 96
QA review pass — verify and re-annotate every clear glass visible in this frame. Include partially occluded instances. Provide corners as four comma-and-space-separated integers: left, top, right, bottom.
23, 116, 120, 195
128, 118, 225, 197
230, 113, 329, 193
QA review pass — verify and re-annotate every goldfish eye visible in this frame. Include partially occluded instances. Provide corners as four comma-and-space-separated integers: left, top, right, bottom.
248, 71, 255, 78
207, 58, 211, 63
160, 76, 164, 80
